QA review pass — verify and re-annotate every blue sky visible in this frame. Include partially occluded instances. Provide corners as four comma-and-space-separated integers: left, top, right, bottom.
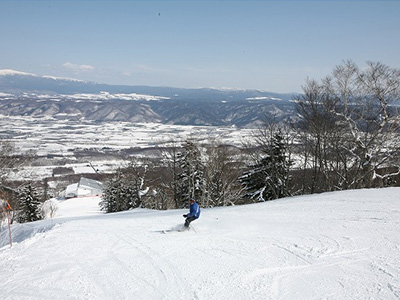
1, 0, 399, 93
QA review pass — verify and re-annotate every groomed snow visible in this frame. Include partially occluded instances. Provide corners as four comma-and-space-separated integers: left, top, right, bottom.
1, 188, 399, 299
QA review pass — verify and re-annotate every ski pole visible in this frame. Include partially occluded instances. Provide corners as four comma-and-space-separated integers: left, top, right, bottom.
7, 210, 12, 247
5, 200, 12, 247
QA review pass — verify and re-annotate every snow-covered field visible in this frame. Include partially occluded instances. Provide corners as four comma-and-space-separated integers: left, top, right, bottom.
1, 115, 254, 181
0, 115, 252, 156
1, 188, 399, 300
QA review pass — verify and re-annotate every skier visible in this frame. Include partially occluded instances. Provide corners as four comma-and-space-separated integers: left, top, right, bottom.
183, 198, 200, 228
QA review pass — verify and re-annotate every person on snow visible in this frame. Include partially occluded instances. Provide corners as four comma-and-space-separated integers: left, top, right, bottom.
183, 198, 200, 228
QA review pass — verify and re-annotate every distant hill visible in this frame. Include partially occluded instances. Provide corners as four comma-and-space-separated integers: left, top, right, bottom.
0, 69, 298, 127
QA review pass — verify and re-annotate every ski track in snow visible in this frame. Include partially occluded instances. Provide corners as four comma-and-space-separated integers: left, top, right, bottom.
0, 187, 400, 299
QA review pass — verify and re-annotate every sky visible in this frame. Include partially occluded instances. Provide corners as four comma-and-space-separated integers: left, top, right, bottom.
0, 0, 399, 93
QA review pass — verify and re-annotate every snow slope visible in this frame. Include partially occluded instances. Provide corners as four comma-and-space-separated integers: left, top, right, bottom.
1, 188, 399, 300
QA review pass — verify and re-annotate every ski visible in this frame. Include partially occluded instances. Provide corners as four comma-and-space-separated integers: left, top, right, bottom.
160, 226, 190, 234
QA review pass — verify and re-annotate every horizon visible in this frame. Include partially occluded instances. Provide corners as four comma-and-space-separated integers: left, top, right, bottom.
1, 0, 399, 93
0, 68, 296, 93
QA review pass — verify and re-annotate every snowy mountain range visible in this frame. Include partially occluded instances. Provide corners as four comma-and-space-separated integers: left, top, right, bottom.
0, 69, 297, 127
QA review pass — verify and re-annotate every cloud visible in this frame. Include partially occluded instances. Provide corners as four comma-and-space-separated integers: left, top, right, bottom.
62, 62, 95, 72
184, 66, 232, 73
122, 71, 132, 77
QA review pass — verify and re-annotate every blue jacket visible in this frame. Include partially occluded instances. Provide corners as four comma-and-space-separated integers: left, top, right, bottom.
187, 202, 201, 219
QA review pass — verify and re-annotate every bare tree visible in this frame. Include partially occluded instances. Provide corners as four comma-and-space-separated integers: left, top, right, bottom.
326, 61, 400, 188
204, 140, 243, 207
296, 60, 400, 191
294, 79, 343, 192
0, 140, 19, 182
41, 198, 59, 218
0, 139, 36, 211
159, 139, 182, 208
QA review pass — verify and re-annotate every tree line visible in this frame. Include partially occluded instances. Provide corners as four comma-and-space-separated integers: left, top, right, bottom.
100, 60, 400, 212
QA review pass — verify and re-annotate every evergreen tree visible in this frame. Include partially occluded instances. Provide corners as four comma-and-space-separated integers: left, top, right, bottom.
239, 132, 292, 202
100, 163, 147, 213
100, 171, 127, 213
176, 140, 205, 207
17, 183, 43, 223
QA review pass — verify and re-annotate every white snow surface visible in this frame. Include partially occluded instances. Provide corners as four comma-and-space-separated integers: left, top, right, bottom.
1, 188, 399, 300
0, 69, 36, 76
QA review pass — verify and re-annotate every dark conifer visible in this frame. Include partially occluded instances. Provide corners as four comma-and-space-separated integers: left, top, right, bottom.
18, 183, 43, 223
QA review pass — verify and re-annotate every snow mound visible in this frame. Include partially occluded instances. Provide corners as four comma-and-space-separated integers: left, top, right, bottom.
55, 196, 103, 218
0, 221, 59, 248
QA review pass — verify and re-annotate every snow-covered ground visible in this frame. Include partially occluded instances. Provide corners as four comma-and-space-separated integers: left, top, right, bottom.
0, 115, 253, 156
1, 188, 399, 299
